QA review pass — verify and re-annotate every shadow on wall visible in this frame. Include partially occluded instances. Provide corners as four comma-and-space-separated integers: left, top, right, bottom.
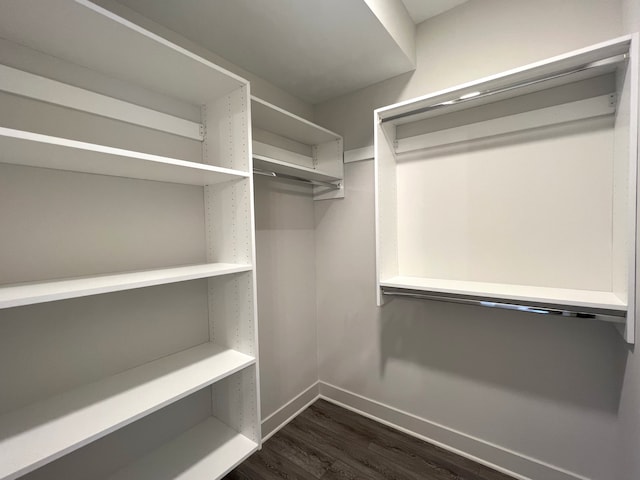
379, 297, 629, 413
254, 175, 315, 231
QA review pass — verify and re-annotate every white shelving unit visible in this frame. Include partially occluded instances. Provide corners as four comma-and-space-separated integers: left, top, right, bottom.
0, 0, 260, 478
0, 127, 249, 186
375, 35, 639, 343
251, 96, 344, 200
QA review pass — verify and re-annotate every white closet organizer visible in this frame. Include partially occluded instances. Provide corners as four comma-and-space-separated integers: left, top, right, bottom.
0, 0, 259, 479
375, 35, 639, 343
251, 96, 344, 200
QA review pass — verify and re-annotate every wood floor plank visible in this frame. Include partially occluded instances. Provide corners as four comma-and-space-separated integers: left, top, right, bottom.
230, 444, 314, 480
316, 400, 514, 480
265, 433, 330, 478
282, 415, 391, 480
224, 399, 516, 480
300, 404, 460, 480
321, 459, 384, 480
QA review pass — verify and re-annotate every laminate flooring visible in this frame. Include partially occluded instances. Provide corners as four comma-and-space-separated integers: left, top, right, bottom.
224, 399, 516, 480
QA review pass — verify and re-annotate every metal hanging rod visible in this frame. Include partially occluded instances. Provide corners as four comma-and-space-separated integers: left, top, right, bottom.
381, 287, 626, 324
382, 54, 627, 123
253, 168, 341, 190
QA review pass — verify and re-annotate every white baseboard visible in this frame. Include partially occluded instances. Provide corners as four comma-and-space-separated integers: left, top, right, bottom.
261, 382, 320, 442
318, 382, 591, 480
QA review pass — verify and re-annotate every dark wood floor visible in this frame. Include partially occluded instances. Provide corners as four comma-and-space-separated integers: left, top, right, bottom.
224, 399, 515, 480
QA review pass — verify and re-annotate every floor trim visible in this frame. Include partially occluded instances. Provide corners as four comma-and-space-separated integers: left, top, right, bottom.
261, 382, 320, 442
318, 382, 592, 480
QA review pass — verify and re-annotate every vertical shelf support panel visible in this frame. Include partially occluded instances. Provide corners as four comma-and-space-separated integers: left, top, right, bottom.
212, 367, 260, 444
620, 34, 640, 343
375, 121, 399, 306
203, 83, 261, 444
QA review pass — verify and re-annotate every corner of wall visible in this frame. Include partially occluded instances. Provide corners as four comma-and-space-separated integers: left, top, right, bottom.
362, 0, 416, 66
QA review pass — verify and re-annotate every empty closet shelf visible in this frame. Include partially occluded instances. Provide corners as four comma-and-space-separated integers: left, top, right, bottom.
0, 343, 255, 480
0, 263, 253, 309
0, 127, 249, 186
251, 96, 339, 145
106, 417, 258, 480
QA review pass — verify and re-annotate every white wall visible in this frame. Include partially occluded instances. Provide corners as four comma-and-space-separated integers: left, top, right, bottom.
254, 177, 319, 425
314, 2, 629, 479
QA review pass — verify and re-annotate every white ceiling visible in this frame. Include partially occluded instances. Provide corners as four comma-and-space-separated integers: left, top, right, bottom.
113, 0, 466, 104
401, 0, 468, 25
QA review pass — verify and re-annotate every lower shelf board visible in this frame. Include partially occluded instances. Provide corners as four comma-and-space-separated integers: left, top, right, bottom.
380, 276, 627, 314
0, 343, 255, 480
107, 417, 258, 480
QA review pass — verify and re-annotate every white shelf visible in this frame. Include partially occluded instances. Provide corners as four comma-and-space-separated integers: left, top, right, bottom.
381, 276, 627, 313
250, 96, 344, 200
0, 127, 249, 185
0, 263, 252, 309
253, 154, 341, 183
251, 96, 340, 145
107, 417, 258, 480
375, 35, 639, 342
0, 0, 246, 105
0, 343, 255, 480
377, 35, 632, 126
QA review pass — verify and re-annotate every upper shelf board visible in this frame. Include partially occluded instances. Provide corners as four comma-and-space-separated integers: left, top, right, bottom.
0, 127, 249, 186
377, 35, 632, 125
251, 96, 341, 145
381, 276, 627, 314
0, 0, 247, 106
0, 263, 252, 309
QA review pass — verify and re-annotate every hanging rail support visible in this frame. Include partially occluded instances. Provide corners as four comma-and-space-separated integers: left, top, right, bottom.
381, 287, 627, 324
253, 168, 341, 190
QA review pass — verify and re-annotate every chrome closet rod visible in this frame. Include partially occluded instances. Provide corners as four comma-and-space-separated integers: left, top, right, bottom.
381, 287, 626, 323
381, 54, 627, 123
253, 168, 341, 190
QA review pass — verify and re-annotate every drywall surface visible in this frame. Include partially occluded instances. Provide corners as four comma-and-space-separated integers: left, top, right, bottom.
363, 0, 416, 65
314, 2, 628, 479
254, 176, 319, 421
618, 346, 640, 480
622, 0, 640, 33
